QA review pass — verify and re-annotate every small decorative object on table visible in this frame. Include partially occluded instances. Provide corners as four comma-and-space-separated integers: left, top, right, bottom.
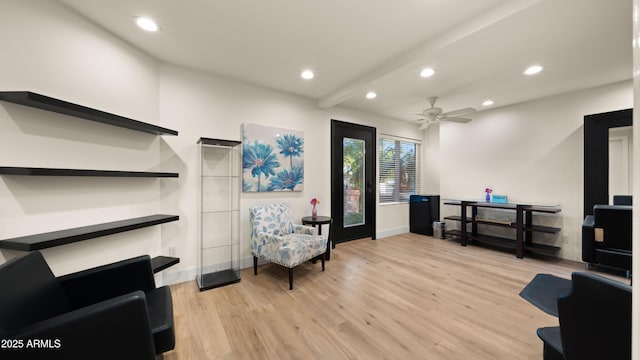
485, 187, 492, 202
310, 197, 320, 218
491, 194, 508, 204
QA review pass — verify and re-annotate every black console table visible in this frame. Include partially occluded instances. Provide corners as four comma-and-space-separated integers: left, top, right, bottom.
443, 200, 561, 258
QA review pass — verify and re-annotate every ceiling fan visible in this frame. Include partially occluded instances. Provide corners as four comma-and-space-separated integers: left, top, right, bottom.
413, 97, 476, 130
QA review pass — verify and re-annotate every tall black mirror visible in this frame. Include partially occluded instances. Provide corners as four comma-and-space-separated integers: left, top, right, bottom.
583, 108, 632, 217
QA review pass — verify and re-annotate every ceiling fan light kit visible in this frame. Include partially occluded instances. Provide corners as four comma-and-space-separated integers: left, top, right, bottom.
414, 96, 475, 130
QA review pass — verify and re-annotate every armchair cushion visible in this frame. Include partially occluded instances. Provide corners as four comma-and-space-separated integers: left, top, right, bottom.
254, 233, 327, 268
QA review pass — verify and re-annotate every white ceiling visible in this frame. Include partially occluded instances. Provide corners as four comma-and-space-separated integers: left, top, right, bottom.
59, 0, 632, 123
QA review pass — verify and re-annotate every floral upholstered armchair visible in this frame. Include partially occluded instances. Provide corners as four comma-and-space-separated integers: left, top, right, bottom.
250, 203, 327, 290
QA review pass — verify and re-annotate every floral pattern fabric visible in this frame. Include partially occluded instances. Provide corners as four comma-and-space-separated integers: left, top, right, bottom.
250, 203, 326, 268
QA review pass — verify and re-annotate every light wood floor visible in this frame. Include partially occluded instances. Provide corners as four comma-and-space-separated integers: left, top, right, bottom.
163, 233, 625, 360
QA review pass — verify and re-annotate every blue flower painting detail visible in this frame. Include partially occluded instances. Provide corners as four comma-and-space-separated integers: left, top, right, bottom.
268, 166, 304, 191
242, 123, 304, 192
243, 141, 280, 192
276, 134, 304, 169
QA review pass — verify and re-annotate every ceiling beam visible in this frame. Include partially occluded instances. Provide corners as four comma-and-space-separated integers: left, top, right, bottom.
317, 0, 541, 109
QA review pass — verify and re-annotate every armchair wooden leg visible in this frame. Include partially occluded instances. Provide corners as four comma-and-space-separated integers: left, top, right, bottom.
253, 256, 258, 275
321, 252, 325, 272
289, 267, 293, 290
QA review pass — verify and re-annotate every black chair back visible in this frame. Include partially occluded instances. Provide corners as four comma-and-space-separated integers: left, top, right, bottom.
558, 272, 631, 360
0, 252, 71, 336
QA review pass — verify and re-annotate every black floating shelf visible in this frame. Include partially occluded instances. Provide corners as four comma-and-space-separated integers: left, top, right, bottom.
0, 166, 178, 178
198, 137, 241, 147
0, 91, 178, 136
0, 214, 179, 251
198, 269, 241, 291
151, 256, 180, 273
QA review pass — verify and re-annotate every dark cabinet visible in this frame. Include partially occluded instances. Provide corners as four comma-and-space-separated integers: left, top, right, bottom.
409, 195, 440, 236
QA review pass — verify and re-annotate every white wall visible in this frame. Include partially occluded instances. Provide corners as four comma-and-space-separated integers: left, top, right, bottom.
422, 122, 441, 195
0, 0, 163, 276
157, 64, 421, 284
440, 80, 633, 261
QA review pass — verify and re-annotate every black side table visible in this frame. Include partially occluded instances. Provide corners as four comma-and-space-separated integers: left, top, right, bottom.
301, 216, 332, 260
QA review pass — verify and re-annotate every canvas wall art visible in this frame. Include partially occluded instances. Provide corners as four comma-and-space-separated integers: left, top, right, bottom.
242, 123, 304, 192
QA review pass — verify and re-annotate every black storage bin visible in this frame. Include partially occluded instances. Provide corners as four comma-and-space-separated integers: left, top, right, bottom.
409, 195, 440, 236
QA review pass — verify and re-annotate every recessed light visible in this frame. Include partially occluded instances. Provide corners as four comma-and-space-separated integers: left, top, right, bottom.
135, 17, 158, 32
301, 70, 314, 80
366, 91, 377, 99
420, 68, 435, 78
482, 100, 494, 106
523, 65, 543, 75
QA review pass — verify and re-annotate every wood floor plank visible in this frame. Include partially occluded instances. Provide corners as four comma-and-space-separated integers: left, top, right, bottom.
163, 233, 627, 359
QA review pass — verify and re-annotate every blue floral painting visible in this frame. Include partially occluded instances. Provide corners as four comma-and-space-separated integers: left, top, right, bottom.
242, 123, 304, 192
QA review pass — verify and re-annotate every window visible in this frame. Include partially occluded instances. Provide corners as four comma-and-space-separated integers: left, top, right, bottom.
379, 136, 420, 203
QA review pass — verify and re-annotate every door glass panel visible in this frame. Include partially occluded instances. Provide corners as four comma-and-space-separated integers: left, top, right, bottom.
343, 137, 365, 227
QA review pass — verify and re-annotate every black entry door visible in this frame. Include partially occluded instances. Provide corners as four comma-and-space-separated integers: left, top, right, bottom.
331, 120, 376, 243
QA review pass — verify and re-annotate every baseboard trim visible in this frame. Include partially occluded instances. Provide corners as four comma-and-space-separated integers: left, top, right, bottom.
376, 226, 409, 239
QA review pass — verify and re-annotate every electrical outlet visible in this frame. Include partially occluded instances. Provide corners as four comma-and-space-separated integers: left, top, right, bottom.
168, 246, 177, 257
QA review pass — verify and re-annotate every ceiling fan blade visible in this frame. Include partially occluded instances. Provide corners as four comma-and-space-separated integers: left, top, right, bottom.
441, 117, 472, 123
441, 107, 476, 117
419, 122, 431, 130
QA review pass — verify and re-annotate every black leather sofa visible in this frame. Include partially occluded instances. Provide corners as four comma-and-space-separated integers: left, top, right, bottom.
536, 272, 631, 360
582, 203, 632, 273
0, 251, 175, 360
